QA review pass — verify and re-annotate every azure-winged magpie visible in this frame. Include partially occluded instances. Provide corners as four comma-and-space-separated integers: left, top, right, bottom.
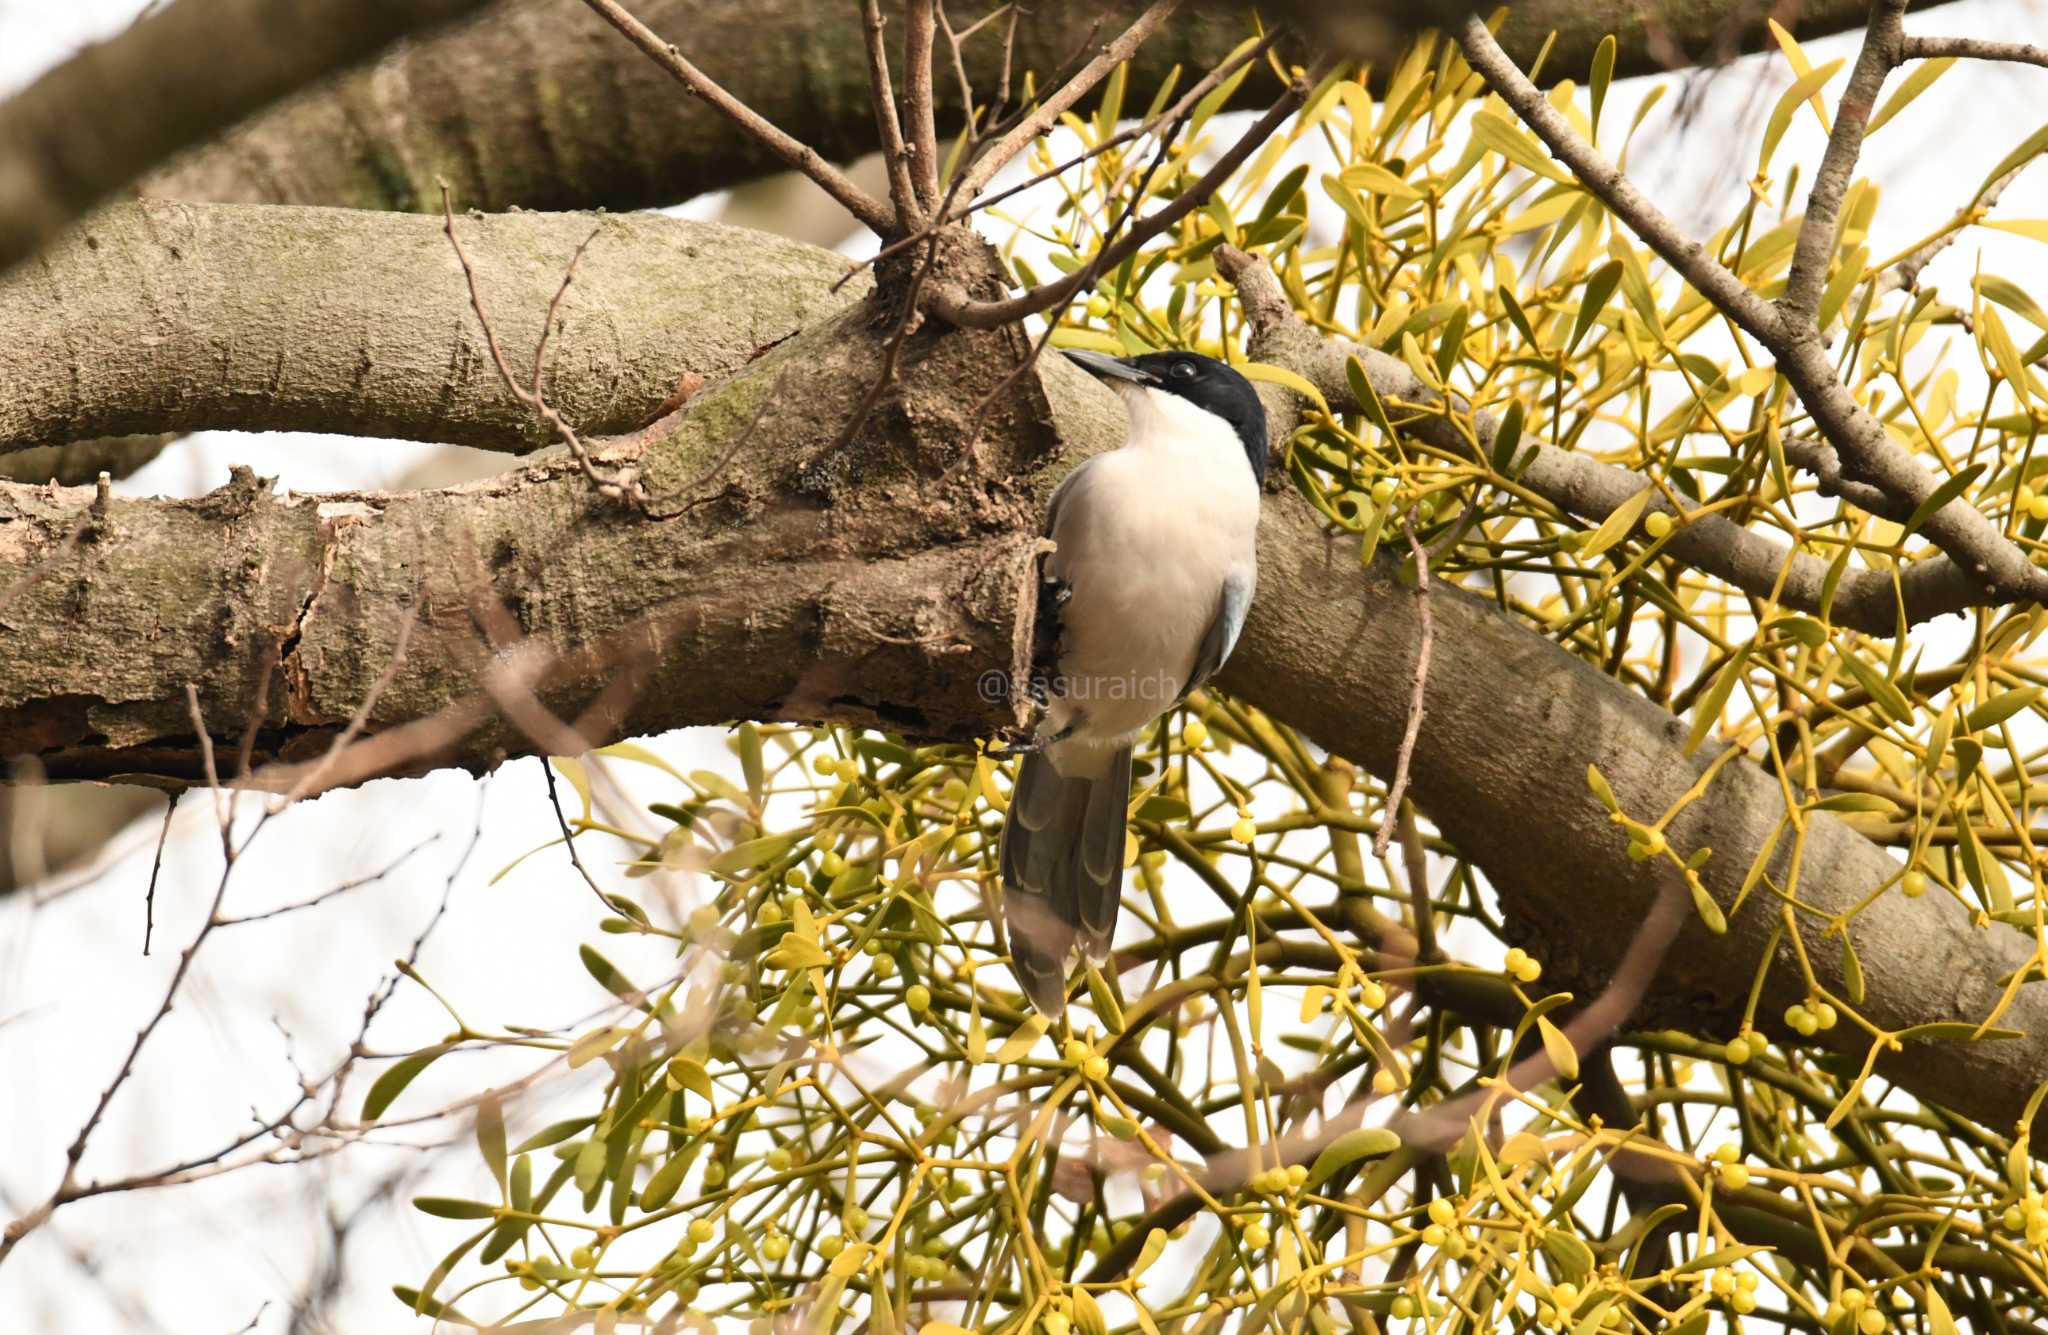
1000, 348, 1267, 1015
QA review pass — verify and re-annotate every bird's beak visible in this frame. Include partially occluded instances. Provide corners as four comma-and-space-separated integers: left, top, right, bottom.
1062, 348, 1157, 386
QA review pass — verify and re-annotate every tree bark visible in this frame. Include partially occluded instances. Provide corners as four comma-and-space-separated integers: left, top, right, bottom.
0, 215, 2041, 1149
141, 0, 1953, 220
0, 203, 865, 455
0, 0, 493, 275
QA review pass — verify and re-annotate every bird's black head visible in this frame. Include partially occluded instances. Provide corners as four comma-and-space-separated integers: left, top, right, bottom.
1063, 348, 1269, 484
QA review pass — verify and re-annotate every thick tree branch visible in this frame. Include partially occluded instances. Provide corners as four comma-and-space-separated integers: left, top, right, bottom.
0, 203, 865, 455
0, 219, 2043, 1148
138, 0, 1963, 220
0, 0, 491, 274
1457, 14, 2048, 619
1214, 246, 1997, 633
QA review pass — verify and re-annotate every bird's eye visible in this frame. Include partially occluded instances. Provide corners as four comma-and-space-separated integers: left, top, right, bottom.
1170, 361, 1198, 380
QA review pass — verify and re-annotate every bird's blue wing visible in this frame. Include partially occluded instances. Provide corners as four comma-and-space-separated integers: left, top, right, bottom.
1181, 568, 1253, 700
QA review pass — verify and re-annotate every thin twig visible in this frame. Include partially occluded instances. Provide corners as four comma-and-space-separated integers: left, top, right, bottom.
848, 26, 1280, 288
0, 516, 88, 618
950, 0, 1184, 202
270, 609, 420, 812
1783, 0, 1907, 322
141, 792, 175, 955
955, 93, 1200, 446
1878, 157, 2031, 295
577, 0, 896, 236
440, 184, 646, 509
541, 755, 624, 916
929, 59, 1323, 330
1374, 520, 1433, 860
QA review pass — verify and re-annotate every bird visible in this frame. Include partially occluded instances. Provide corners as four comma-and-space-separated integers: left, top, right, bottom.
999, 347, 1268, 1015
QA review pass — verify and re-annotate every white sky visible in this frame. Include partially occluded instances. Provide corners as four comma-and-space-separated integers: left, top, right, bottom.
3, 0, 2048, 1330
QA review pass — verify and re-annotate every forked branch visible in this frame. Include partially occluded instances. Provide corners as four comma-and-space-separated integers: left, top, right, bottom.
1456, 11, 2048, 613
578, 0, 898, 236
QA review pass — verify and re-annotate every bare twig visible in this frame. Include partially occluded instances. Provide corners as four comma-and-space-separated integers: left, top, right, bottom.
576, 0, 897, 237
1374, 522, 1433, 860
847, 27, 1279, 289
0, 516, 88, 618
934, 2, 985, 151
903, 0, 943, 210
928, 61, 1322, 330
440, 185, 647, 508
1900, 33, 2048, 69
141, 793, 175, 955
542, 757, 627, 916
859, 0, 924, 229
0, 689, 243, 1269
1878, 157, 2030, 294
215, 834, 440, 927
269, 609, 420, 812
1784, 0, 1908, 322
949, 0, 1184, 202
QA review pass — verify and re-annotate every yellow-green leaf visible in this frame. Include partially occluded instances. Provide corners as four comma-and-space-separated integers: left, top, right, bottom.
1867, 56, 1953, 134
363, 1042, 456, 1121
1581, 485, 1654, 558
1536, 1015, 1579, 1080
1471, 110, 1571, 182
1239, 361, 1331, 416
1758, 58, 1845, 175
1130, 1226, 1170, 1279
1966, 685, 2043, 732
1308, 1126, 1402, 1184
1588, 35, 1617, 144
993, 1013, 1051, 1063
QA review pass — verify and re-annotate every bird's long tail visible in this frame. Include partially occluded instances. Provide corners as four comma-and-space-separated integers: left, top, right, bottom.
999, 744, 1133, 1015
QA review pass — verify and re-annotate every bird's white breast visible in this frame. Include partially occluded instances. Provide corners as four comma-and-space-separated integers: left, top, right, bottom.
1042, 386, 1261, 762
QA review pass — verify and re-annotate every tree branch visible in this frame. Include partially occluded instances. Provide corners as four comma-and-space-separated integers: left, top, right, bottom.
1214, 245, 2001, 633
0, 0, 492, 273
1900, 33, 2048, 69
903, 0, 944, 211
4, 282, 2042, 1149
0, 203, 865, 454
1784, 0, 1907, 323
1456, 13, 2048, 619
927, 62, 1318, 329
857, 0, 926, 230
